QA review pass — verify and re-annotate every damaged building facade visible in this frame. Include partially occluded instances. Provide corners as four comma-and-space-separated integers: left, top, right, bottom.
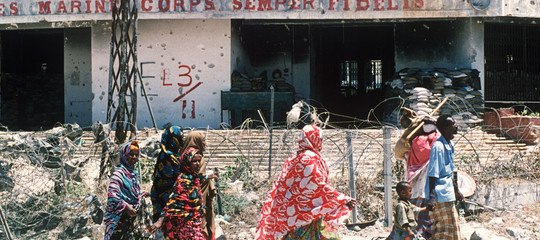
0, 0, 539, 129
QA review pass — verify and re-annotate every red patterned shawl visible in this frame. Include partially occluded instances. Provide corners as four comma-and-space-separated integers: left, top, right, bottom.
256, 125, 352, 240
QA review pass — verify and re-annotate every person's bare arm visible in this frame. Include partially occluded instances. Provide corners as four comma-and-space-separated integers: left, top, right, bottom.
147, 216, 164, 234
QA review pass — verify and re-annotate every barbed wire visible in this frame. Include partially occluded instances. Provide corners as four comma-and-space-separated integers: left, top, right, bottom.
0, 97, 539, 239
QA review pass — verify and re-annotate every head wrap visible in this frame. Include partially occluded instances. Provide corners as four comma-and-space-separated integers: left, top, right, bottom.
180, 131, 207, 174
256, 125, 351, 239
119, 140, 139, 170
150, 126, 184, 222
180, 147, 200, 175
161, 125, 185, 155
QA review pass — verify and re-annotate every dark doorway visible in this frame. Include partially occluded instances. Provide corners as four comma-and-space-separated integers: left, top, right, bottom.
313, 25, 395, 127
1, 29, 64, 130
484, 23, 540, 112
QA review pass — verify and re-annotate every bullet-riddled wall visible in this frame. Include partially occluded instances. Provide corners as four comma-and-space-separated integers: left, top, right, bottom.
91, 19, 231, 129
64, 27, 92, 127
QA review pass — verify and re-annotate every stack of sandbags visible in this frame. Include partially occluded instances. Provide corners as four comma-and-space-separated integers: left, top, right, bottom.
231, 71, 252, 91
384, 68, 485, 129
409, 87, 432, 116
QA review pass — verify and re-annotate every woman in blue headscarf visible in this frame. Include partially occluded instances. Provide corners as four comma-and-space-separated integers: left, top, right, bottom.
150, 126, 185, 222
103, 140, 144, 240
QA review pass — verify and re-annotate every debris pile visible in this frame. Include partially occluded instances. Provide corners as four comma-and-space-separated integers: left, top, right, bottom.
0, 123, 108, 239
385, 68, 484, 128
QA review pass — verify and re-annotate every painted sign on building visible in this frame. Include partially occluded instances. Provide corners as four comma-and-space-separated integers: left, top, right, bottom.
0, 0, 498, 18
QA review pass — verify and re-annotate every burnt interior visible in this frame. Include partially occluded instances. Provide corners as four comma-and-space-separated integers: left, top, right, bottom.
1, 29, 64, 130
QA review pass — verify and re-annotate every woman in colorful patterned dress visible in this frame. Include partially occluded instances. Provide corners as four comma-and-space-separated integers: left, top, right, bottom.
103, 140, 145, 240
180, 131, 217, 240
147, 147, 219, 240
150, 125, 185, 222
256, 124, 356, 240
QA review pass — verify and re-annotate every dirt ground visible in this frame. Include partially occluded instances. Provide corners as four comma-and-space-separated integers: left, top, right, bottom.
216, 184, 540, 240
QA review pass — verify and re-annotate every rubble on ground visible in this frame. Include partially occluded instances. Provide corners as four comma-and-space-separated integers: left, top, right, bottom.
0, 123, 538, 240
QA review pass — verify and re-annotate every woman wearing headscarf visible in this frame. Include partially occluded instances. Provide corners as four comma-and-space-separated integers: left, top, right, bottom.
150, 125, 185, 222
147, 147, 219, 239
180, 131, 217, 240
256, 124, 356, 240
103, 140, 144, 240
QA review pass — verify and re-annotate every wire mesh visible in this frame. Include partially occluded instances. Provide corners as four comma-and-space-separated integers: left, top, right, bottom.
0, 98, 538, 239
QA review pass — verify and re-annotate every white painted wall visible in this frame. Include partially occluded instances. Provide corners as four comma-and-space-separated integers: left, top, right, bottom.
64, 27, 93, 127
91, 19, 231, 129
90, 21, 112, 126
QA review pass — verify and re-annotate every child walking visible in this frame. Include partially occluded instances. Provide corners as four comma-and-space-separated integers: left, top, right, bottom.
147, 147, 219, 240
393, 181, 426, 240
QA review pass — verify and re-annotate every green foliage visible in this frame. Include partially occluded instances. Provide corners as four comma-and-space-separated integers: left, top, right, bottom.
65, 181, 90, 197
519, 109, 540, 117
218, 192, 253, 216
220, 156, 253, 188
138, 157, 155, 184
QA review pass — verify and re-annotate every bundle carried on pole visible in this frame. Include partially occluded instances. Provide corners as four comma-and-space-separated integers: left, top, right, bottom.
405, 97, 449, 141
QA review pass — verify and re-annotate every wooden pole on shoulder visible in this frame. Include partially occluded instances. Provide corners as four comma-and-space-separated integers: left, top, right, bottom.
405, 97, 449, 141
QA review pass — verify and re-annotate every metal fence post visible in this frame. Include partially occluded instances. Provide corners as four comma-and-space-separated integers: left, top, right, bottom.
383, 126, 393, 228
269, 85, 274, 178
347, 131, 357, 224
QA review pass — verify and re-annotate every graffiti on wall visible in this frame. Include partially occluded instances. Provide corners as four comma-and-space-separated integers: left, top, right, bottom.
141, 61, 202, 119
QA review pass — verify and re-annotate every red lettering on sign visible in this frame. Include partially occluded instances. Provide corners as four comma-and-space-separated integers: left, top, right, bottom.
205, 0, 215, 10
85, 0, 92, 13
57, 1, 67, 13
343, 0, 350, 10
162, 69, 172, 86
414, 0, 424, 8
0, 4, 5, 16
39, 1, 52, 14
289, 0, 300, 9
328, 0, 338, 10
141, 0, 153, 11
159, 0, 170, 11
387, 0, 398, 10
403, 0, 423, 9
95, 0, 106, 13
245, 0, 255, 10
374, 0, 384, 10
244, 0, 255, 10
190, 0, 200, 11
71, 0, 81, 13
275, 0, 286, 10
10, 2, 17, 15
304, 0, 315, 9
174, 0, 185, 11
356, 0, 369, 10
258, 0, 272, 10
232, 0, 242, 10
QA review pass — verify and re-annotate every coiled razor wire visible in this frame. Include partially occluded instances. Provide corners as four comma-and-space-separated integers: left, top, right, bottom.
0, 96, 539, 239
